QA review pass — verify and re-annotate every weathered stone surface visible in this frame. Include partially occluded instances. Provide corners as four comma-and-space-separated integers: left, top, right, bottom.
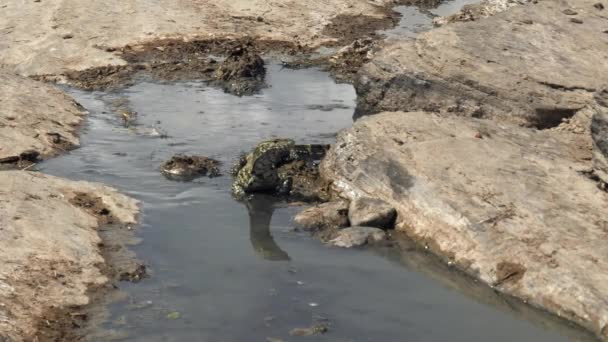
356, 0, 607, 127
321, 111, 608, 337
348, 197, 396, 229
0, 171, 139, 341
293, 200, 349, 231
592, 89, 608, 184
0, 72, 84, 163
0, 0, 400, 77
328, 226, 386, 248
433, 0, 533, 26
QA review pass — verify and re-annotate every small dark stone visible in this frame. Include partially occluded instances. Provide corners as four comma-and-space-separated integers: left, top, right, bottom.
562, 8, 578, 15
570, 18, 584, 24
594, 2, 605, 10
160, 154, 221, 181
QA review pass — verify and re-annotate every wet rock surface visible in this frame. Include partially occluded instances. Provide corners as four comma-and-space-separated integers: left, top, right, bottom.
356, 0, 607, 126
348, 197, 396, 229
0, 171, 139, 341
231, 138, 329, 200
213, 43, 266, 96
321, 111, 608, 337
328, 226, 387, 248
0, 72, 84, 163
160, 154, 221, 181
293, 200, 350, 231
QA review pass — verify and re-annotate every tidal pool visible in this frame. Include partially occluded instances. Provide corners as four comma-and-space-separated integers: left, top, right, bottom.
40, 64, 594, 341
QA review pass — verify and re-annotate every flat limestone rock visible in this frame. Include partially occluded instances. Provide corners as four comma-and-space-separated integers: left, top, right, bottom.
321, 111, 608, 338
356, 0, 607, 127
327, 226, 386, 248
0, 72, 84, 163
348, 197, 396, 229
0, 171, 139, 341
0, 0, 399, 77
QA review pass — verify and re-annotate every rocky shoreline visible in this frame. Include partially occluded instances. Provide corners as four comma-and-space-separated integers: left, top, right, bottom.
2, 0, 608, 340
341, 0, 608, 339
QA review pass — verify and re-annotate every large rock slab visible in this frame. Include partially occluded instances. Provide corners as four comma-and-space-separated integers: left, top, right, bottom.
321, 111, 608, 338
0, 0, 400, 77
0, 72, 84, 163
0, 171, 139, 341
356, 0, 607, 127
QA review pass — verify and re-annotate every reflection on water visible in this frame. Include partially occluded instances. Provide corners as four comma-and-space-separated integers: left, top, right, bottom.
247, 195, 290, 261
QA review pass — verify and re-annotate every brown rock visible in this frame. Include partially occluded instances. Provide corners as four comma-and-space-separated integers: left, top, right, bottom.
293, 201, 349, 231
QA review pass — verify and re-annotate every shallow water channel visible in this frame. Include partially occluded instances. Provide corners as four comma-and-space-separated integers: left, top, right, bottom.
39, 2, 597, 341
40, 64, 594, 342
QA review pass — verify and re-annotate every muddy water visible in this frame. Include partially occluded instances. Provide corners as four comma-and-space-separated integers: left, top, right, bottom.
40, 64, 594, 341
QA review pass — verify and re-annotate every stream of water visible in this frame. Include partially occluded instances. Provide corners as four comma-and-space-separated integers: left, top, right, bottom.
39, 2, 596, 341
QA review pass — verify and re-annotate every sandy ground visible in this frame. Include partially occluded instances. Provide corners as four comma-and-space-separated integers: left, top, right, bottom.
0, 0, 400, 77
0, 171, 140, 341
